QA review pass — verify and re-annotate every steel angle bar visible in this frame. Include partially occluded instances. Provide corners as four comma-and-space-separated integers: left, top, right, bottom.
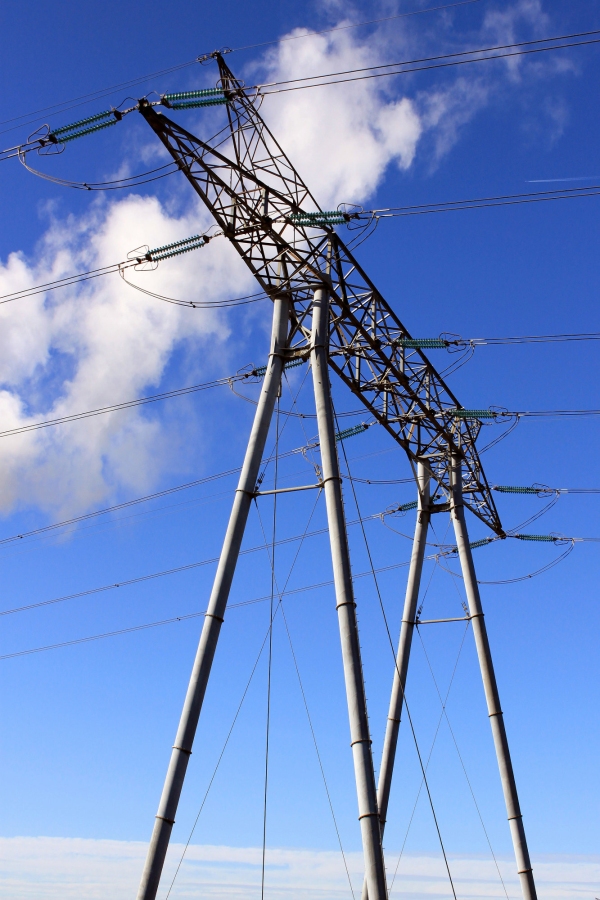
138, 60, 500, 533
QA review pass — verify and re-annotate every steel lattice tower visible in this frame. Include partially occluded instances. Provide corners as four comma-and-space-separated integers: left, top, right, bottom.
135, 54, 537, 900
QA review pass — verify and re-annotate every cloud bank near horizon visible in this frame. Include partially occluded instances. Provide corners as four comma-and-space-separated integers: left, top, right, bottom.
0, 836, 597, 900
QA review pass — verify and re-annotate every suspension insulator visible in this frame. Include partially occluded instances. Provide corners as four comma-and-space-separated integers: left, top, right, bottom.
49, 109, 121, 143
400, 338, 448, 349
147, 234, 209, 262
335, 423, 369, 442
164, 88, 227, 101
396, 500, 418, 512
162, 89, 229, 110
451, 408, 495, 419
494, 485, 542, 494
290, 211, 347, 227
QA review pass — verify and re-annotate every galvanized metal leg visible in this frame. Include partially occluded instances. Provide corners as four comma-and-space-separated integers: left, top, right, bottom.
361, 463, 430, 900
136, 295, 290, 900
310, 285, 387, 900
450, 455, 537, 900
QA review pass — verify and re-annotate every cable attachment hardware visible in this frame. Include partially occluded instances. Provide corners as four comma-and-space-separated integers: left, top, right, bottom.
197, 47, 232, 64
388, 500, 419, 516
26, 124, 64, 156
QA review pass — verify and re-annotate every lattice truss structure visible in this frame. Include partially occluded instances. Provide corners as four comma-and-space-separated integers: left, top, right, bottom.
140, 54, 502, 534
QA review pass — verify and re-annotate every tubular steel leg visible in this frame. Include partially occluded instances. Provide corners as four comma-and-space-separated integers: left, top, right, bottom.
361, 463, 430, 900
450, 455, 537, 900
311, 285, 387, 900
136, 295, 290, 900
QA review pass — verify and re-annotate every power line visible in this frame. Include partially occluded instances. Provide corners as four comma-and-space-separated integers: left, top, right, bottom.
227, 0, 480, 55
0, 468, 243, 547
6, 28, 600, 161
367, 183, 600, 218
0, 230, 235, 307
0, 445, 397, 549
1, 521, 589, 658
0, 373, 245, 439
259, 28, 600, 90
258, 30, 600, 96
462, 331, 600, 345
0, 0, 479, 140
0, 556, 415, 661
17, 155, 181, 191
0, 513, 388, 621
462, 408, 600, 420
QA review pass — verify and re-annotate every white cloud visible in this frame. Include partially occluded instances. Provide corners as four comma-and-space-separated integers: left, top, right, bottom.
259, 28, 423, 207
482, 0, 550, 48
0, 194, 253, 518
0, 836, 597, 900
417, 76, 491, 165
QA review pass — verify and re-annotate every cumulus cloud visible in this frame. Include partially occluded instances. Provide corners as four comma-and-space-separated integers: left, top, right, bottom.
0, 195, 253, 518
259, 28, 423, 206
0, 837, 597, 899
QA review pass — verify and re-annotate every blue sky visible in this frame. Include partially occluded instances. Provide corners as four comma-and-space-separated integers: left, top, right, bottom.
0, 1, 599, 898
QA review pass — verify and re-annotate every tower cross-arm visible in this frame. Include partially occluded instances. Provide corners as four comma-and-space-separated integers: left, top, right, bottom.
139, 84, 501, 532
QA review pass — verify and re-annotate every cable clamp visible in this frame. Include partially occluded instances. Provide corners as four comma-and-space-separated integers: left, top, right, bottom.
204, 612, 225, 624
517, 868, 533, 875
507, 813, 523, 822
488, 710, 503, 718
357, 811, 379, 821
350, 737, 373, 748
336, 600, 357, 611
172, 745, 192, 756
155, 815, 175, 825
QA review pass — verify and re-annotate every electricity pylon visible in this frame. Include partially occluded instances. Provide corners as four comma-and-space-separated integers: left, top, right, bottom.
135, 54, 537, 900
